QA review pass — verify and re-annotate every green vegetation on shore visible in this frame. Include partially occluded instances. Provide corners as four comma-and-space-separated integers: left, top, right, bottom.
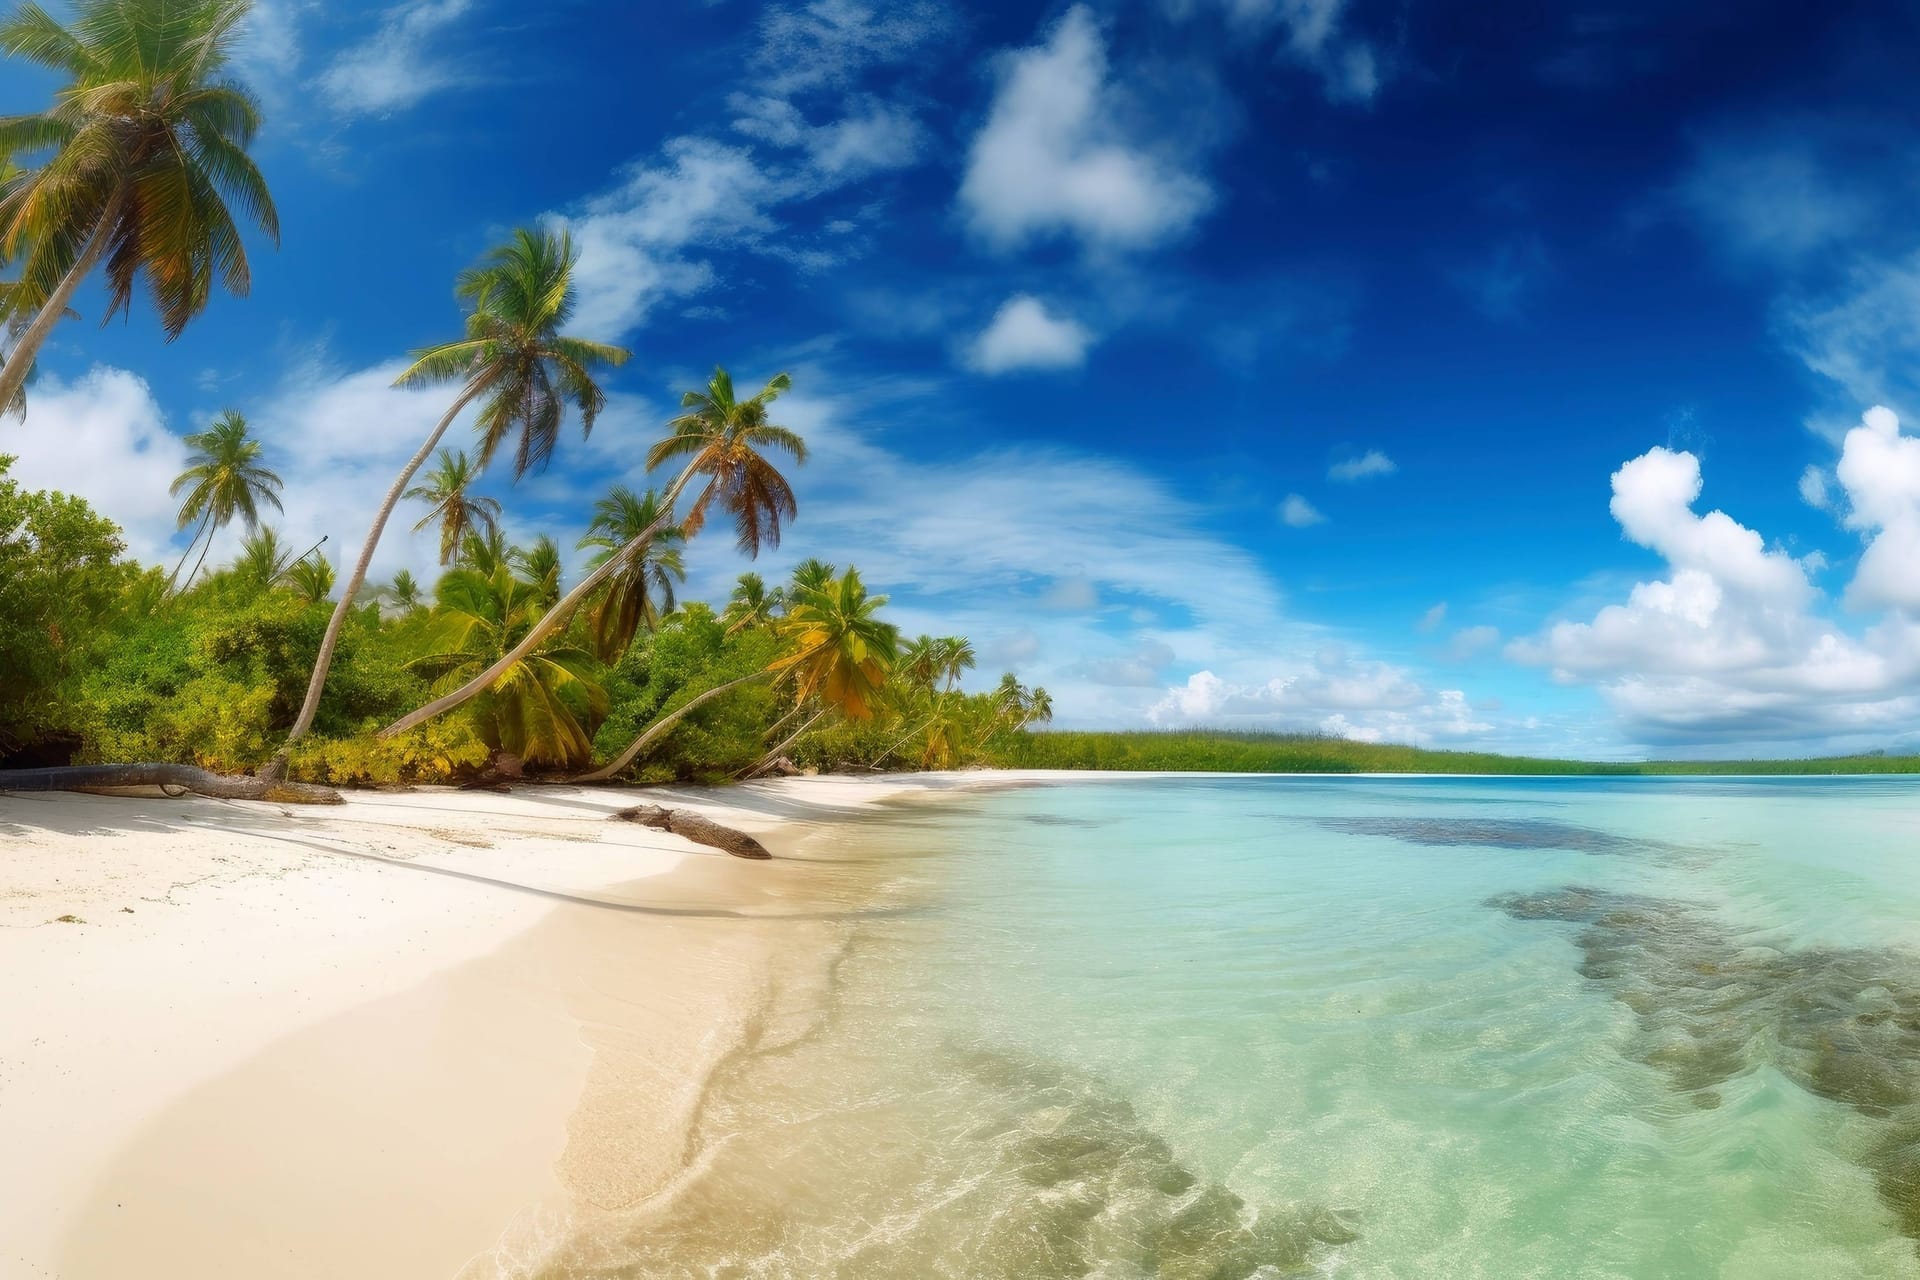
985, 730, 1920, 776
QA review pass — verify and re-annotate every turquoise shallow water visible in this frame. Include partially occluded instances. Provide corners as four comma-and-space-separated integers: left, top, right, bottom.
551, 776, 1920, 1278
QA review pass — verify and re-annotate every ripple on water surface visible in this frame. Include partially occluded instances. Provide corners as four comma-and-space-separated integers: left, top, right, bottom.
515, 776, 1920, 1277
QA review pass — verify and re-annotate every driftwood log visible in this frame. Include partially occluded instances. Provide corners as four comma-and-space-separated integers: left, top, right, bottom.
611, 804, 772, 860
0, 764, 344, 806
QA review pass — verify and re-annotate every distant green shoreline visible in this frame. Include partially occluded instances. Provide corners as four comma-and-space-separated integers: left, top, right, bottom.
984, 730, 1920, 776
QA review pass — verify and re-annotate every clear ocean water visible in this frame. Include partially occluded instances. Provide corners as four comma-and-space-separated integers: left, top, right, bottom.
558, 775, 1920, 1278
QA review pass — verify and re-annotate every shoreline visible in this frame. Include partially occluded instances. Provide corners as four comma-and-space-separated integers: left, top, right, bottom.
0, 774, 979, 1279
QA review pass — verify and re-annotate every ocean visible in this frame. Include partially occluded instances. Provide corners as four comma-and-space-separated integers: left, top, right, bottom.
542, 775, 1920, 1278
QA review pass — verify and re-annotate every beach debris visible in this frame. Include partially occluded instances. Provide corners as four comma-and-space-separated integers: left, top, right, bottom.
460, 751, 524, 793
610, 804, 773, 860
53, 914, 83, 924
0, 764, 342, 805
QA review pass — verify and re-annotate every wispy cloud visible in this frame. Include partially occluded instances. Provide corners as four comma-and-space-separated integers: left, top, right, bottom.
317, 0, 481, 120
1280, 493, 1326, 527
1328, 448, 1395, 481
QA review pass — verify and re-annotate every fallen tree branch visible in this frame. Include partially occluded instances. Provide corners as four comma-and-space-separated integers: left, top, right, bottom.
610, 804, 772, 860
0, 765, 345, 806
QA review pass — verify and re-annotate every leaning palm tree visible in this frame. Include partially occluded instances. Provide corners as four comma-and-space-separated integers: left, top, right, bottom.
0, 0, 280, 415
578, 485, 686, 662
746, 567, 898, 776
273, 227, 629, 769
379, 366, 804, 740
404, 448, 499, 566
166, 409, 282, 591
767, 567, 898, 723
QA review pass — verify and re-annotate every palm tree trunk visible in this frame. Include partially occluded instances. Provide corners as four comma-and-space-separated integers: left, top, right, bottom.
377, 471, 715, 740
742, 708, 829, 780
572, 669, 771, 783
165, 509, 214, 593
264, 379, 485, 777
0, 189, 126, 415
184, 524, 220, 590
762, 696, 811, 743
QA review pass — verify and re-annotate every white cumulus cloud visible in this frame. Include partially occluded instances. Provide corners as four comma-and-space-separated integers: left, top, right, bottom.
1512, 412, 1920, 751
965, 295, 1095, 374
958, 6, 1213, 253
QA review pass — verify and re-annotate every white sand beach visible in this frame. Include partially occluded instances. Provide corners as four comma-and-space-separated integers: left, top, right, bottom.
0, 774, 984, 1279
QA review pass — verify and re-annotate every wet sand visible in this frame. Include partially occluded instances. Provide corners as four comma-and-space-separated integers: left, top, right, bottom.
0, 775, 978, 1279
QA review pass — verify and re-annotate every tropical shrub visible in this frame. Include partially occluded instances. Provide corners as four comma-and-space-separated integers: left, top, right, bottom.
0, 458, 144, 757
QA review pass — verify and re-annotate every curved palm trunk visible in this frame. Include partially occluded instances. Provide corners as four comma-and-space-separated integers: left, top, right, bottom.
184, 523, 221, 591
742, 708, 829, 780
573, 669, 770, 784
0, 190, 127, 417
0, 763, 341, 805
266, 380, 485, 776
165, 509, 214, 593
378, 471, 713, 740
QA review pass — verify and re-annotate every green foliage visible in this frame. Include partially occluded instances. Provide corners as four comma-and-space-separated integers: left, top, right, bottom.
288, 719, 489, 787
0, 0, 280, 340
0, 456, 141, 752
594, 605, 779, 781
64, 590, 421, 770
983, 730, 1920, 776
408, 558, 606, 767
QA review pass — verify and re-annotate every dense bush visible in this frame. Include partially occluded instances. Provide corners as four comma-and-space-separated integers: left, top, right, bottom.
593, 605, 781, 782
0, 458, 145, 756
62, 589, 424, 771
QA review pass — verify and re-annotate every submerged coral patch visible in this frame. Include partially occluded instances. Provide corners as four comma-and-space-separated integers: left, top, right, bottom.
1320, 817, 1653, 855
1496, 885, 1920, 1246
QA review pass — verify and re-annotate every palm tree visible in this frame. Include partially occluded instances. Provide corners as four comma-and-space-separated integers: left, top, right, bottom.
901, 634, 939, 691
934, 636, 977, 693
382, 568, 424, 615
768, 567, 898, 722
0, 0, 280, 415
284, 553, 333, 604
722, 572, 783, 635
789, 557, 836, 596
742, 567, 898, 776
457, 525, 512, 576
404, 449, 499, 565
578, 485, 686, 662
275, 226, 629, 768
1020, 686, 1054, 729
379, 366, 804, 741
166, 410, 282, 591
513, 534, 563, 609
407, 560, 606, 769
230, 526, 290, 588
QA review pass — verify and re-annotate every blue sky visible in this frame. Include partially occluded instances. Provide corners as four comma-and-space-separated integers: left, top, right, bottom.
10, 0, 1920, 758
